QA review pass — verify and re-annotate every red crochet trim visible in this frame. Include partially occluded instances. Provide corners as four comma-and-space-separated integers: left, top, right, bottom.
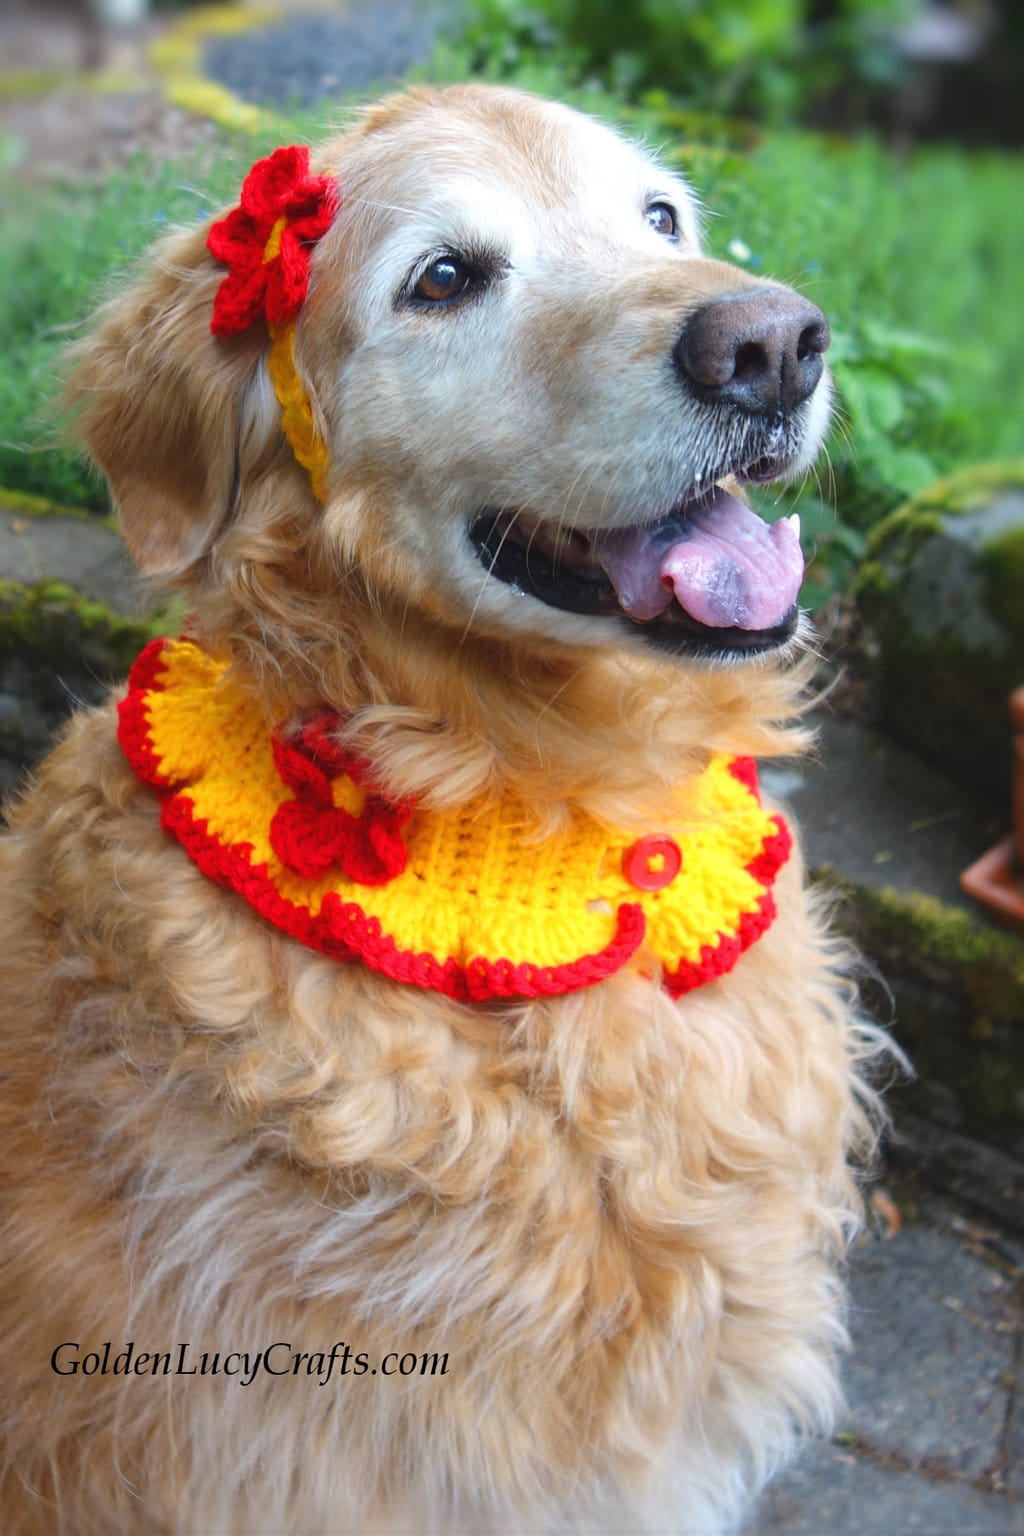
117, 638, 176, 787
206, 145, 338, 336
160, 794, 647, 1003
662, 792, 792, 1000
727, 755, 760, 795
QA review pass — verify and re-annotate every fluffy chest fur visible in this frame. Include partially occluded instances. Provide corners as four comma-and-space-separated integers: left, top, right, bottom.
0, 702, 865, 1536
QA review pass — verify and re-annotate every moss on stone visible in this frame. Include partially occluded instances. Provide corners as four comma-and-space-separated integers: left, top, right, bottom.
0, 579, 178, 775
0, 578, 178, 674
0, 488, 115, 529
814, 866, 1024, 1147
850, 560, 889, 610
982, 524, 1024, 638
868, 459, 1024, 542
863, 507, 946, 561
854, 461, 1024, 800
0, 70, 64, 101
833, 876, 1023, 1017
859, 460, 1024, 603
967, 1055, 1024, 1123
0, 69, 147, 102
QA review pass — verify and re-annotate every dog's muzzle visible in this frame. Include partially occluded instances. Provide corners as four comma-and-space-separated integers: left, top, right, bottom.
470, 282, 830, 660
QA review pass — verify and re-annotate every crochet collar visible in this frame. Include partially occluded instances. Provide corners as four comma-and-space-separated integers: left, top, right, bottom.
118, 639, 791, 1003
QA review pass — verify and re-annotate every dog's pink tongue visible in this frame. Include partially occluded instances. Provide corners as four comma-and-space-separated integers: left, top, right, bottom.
592, 489, 804, 630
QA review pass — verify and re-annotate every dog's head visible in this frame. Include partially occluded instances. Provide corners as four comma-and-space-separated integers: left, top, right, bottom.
71, 85, 829, 774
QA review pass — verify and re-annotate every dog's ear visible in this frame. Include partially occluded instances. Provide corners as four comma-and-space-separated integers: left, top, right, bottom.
67, 222, 280, 580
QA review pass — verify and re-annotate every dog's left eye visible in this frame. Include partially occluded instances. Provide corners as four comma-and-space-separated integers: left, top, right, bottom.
645, 203, 678, 240
413, 257, 475, 305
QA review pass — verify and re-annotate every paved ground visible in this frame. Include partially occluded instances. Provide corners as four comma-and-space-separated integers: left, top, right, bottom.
2, 6, 1023, 1533
751, 1173, 1023, 1534
204, 0, 461, 109
761, 718, 1006, 915
0, 0, 221, 182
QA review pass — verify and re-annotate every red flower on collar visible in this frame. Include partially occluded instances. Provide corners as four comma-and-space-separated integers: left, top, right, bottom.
207, 145, 338, 337
269, 715, 412, 888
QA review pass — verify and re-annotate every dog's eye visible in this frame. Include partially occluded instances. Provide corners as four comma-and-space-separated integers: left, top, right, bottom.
414, 257, 474, 305
645, 203, 678, 240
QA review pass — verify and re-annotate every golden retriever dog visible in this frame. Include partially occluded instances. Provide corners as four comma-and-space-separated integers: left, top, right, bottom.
0, 85, 885, 1535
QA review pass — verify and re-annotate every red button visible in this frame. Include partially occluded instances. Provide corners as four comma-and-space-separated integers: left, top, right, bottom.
622, 835, 682, 892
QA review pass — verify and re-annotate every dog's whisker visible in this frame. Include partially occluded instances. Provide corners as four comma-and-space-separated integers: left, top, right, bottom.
344, 195, 421, 218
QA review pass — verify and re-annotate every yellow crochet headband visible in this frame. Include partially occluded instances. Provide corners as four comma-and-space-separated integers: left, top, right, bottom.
206, 145, 336, 502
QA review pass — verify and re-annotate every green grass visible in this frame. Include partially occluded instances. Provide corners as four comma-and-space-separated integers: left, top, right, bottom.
2, 61, 1022, 613
0, 148, 246, 508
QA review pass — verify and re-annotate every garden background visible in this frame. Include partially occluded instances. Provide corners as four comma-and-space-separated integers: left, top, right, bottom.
1, 2, 1023, 1529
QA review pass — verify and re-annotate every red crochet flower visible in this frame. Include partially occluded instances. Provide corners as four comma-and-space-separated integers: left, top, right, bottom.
269, 715, 412, 888
207, 145, 338, 337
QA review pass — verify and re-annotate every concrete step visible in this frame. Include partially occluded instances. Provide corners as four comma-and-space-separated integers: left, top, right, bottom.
764, 716, 1024, 1162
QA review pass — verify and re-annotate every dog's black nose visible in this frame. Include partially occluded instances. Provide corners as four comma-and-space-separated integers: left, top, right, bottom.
675, 289, 830, 416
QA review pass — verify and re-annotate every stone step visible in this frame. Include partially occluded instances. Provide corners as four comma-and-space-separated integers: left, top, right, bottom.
0, 496, 168, 794
764, 716, 1024, 1161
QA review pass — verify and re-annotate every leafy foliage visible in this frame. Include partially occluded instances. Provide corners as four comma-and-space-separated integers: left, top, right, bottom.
457, 0, 915, 122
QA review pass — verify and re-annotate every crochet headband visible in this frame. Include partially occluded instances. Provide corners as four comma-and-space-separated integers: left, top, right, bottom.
207, 146, 338, 502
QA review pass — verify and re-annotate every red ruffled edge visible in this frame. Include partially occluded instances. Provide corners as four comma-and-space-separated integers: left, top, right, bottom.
661, 757, 791, 999
117, 640, 648, 1002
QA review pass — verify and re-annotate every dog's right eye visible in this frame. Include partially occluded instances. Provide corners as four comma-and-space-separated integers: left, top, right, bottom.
645, 202, 678, 240
413, 257, 475, 305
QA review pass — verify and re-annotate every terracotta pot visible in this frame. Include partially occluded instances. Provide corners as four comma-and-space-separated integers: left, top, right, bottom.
960, 685, 1024, 935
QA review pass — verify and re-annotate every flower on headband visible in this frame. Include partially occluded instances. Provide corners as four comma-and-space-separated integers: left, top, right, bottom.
207, 145, 338, 337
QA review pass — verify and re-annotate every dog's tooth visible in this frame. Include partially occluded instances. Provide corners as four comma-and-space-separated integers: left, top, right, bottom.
787, 513, 801, 543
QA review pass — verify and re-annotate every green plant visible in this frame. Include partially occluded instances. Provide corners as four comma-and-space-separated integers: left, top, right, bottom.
0, 146, 250, 511
828, 320, 949, 503
693, 129, 1024, 527
458, 0, 916, 123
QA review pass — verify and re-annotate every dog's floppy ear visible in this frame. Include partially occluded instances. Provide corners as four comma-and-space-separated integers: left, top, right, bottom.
67, 222, 276, 580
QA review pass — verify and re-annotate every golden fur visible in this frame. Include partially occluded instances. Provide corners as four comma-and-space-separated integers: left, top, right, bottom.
0, 86, 886, 1534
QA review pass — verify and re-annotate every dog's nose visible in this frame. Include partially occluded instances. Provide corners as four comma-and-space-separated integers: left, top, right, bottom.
675, 289, 830, 416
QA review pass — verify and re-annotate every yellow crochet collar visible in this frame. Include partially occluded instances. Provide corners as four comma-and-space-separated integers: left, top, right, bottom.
118, 638, 791, 1002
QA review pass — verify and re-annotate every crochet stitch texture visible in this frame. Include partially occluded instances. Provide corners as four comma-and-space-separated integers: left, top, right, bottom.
206, 145, 336, 501
118, 639, 792, 1003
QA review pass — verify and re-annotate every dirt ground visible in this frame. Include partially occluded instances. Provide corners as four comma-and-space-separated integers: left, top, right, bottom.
0, 0, 223, 182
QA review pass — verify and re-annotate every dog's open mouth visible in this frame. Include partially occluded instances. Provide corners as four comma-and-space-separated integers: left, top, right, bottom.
469, 475, 804, 657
